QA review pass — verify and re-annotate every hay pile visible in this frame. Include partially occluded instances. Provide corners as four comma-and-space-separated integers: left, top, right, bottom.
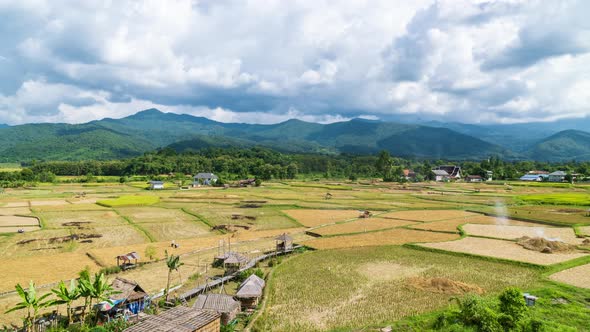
517, 236, 576, 253
408, 277, 484, 295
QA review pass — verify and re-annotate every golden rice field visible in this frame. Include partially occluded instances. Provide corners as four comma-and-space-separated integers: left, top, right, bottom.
304, 228, 459, 250
462, 224, 583, 244
282, 209, 360, 227
379, 209, 478, 222
550, 263, 590, 289
409, 215, 536, 233
309, 217, 418, 236
420, 237, 588, 265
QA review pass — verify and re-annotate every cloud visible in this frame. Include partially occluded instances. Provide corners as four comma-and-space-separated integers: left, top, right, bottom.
0, 0, 589, 125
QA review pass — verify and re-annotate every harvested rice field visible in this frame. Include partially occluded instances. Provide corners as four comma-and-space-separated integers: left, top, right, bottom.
282, 209, 360, 227
0, 215, 39, 226
309, 218, 418, 236
420, 237, 588, 265
186, 205, 300, 230
253, 246, 538, 332
462, 224, 583, 244
550, 263, 590, 289
304, 228, 459, 249
0, 207, 31, 215
30, 199, 70, 206
2, 201, 29, 207
379, 209, 478, 222
409, 215, 534, 233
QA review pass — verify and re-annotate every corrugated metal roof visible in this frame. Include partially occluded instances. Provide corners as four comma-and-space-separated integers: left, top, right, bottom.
195, 173, 218, 179
432, 170, 449, 176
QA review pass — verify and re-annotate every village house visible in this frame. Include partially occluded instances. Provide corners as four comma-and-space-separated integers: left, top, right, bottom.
193, 173, 218, 186
432, 166, 461, 182
148, 180, 164, 190
275, 233, 293, 253
123, 306, 220, 332
485, 170, 493, 181
548, 171, 567, 182
193, 293, 240, 325
403, 169, 417, 181
465, 175, 483, 182
109, 277, 149, 315
519, 174, 547, 181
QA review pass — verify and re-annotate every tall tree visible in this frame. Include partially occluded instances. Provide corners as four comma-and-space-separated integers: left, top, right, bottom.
375, 150, 394, 180
5, 281, 53, 332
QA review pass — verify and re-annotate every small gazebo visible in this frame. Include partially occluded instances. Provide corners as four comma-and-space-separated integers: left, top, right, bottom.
275, 233, 293, 253
116, 252, 140, 270
236, 275, 265, 310
213, 252, 249, 274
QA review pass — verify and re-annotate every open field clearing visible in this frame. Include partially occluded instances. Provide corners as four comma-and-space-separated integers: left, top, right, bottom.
415, 194, 512, 206
462, 224, 583, 244
253, 246, 539, 332
420, 237, 588, 265
0, 226, 41, 233
0, 206, 31, 215
30, 199, 70, 206
310, 218, 418, 236
282, 209, 360, 227
0, 252, 100, 292
410, 215, 537, 232
186, 205, 300, 230
470, 205, 590, 226
37, 210, 128, 228
379, 209, 478, 222
97, 195, 160, 207
1, 201, 29, 207
32, 203, 107, 212
304, 228, 459, 249
140, 221, 212, 240
0, 215, 39, 226
550, 263, 590, 289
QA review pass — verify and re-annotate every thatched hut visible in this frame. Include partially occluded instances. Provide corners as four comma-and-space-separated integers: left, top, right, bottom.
236, 275, 265, 310
116, 251, 140, 270
123, 306, 220, 332
213, 251, 249, 274
193, 293, 240, 325
275, 233, 293, 252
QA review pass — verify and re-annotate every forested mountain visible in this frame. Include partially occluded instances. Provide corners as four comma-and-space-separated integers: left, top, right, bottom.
1, 108, 588, 162
529, 130, 590, 161
0, 124, 8, 128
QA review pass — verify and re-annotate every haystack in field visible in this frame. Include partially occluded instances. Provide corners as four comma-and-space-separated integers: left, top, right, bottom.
517, 236, 576, 253
408, 277, 484, 295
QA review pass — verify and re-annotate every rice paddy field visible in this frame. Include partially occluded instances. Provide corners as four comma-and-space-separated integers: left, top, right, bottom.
1, 179, 590, 329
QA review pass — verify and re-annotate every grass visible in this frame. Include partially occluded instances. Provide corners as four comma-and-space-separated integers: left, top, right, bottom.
519, 193, 590, 206
252, 246, 540, 332
96, 195, 160, 207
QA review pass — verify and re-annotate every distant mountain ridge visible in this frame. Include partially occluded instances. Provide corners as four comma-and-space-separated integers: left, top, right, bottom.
0, 109, 513, 162
528, 130, 590, 161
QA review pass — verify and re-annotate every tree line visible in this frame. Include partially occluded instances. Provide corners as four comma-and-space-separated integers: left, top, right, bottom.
2, 147, 590, 187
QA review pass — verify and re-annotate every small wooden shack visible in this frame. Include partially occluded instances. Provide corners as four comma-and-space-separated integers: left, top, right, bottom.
275, 233, 293, 253
110, 277, 149, 315
116, 252, 140, 270
123, 306, 220, 332
214, 252, 249, 274
236, 274, 265, 310
193, 293, 240, 325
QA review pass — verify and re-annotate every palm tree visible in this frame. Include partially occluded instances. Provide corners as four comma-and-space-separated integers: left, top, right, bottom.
5, 281, 53, 332
164, 250, 184, 301
89, 272, 120, 324
50, 280, 80, 324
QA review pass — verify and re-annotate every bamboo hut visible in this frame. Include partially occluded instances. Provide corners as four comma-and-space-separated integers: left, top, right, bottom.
275, 233, 293, 252
193, 293, 240, 325
123, 306, 220, 332
236, 275, 265, 310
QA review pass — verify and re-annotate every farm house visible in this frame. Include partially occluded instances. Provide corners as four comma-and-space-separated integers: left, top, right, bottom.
148, 181, 164, 190
123, 306, 220, 332
111, 277, 149, 314
214, 251, 249, 274
193, 293, 240, 325
236, 274, 265, 310
193, 173, 218, 186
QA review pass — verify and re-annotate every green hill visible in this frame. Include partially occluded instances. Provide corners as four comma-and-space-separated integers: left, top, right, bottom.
0, 109, 512, 162
529, 130, 590, 161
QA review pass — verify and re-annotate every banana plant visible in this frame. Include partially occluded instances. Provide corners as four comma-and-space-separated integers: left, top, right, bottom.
50, 280, 80, 324
5, 281, 53, 332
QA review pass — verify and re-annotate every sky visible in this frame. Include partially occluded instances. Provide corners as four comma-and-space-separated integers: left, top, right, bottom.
0, 0, 589, 125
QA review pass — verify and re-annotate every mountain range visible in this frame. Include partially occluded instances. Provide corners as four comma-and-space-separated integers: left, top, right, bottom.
0, 109, 587, 162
